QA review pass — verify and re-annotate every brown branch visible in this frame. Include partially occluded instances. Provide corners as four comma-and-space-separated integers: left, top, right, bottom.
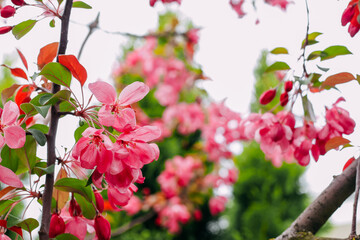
351, 159, 360, 237
111, 211, 156, 237
38, 0, 73, 239
276, 158, 359, 240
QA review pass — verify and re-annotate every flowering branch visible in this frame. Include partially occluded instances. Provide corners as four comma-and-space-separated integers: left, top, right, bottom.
38, 0, 73, 239
276, 158, 358, 240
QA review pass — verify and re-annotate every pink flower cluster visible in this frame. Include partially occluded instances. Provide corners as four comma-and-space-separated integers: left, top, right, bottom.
114, 38, 196, 106
239, 99, 355, 166
72, 81, 161, 208
149, 0, 181, 7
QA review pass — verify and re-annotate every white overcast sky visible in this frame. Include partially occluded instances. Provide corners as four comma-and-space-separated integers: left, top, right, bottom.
1, 0, 360, 231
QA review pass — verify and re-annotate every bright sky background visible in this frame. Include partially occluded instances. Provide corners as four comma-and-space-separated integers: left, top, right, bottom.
1, 0, 360, 235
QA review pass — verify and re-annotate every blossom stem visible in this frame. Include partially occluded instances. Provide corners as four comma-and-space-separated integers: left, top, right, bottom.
38, 0, 73, 239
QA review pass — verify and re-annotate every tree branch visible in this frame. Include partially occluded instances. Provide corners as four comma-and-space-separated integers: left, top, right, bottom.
276, 158, 358, 240
38, 1, 73, 239
78, 12, 100, 60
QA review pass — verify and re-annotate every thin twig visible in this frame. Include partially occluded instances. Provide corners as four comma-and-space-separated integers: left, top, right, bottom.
301, 0, 310, 78
78, 13, 100, 60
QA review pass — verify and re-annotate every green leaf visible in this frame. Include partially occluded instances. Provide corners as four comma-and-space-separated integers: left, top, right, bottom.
270, 47, 288, 55
56, 233, 80, 240
1, 135, 37, 174
49, 19, 55, 28
74, 123, 88, 142
39, 62, 72, 87
59, 100, 76, 112
54, 178, 94, 202
27, 129, 47, 146
17, 218, 39, 233
307, 51, 321, 60
265, 62, 290, 73
29, 124, 49, 134
301, 32, 322, 48
46, 90, 71, 105
302, 95, 315, 122
316, 65, 329, 72
33, 163, 54, 177
320, 45, 352, 61
72, 1, 92, 9
0, 200, 14, 215
39, 93, 53, 105
33, 105, 51, 118
74, 193, 96, 219
20, 103, 37, 117
12, 20, 37, 40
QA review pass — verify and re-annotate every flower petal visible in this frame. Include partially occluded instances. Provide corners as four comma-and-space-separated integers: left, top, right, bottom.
2, 101, 20, 126
0, 165, 23, 188
89, 81, 117, 105
118, 81, 149, 106
119, 125, 161, 142
4, 126, 25, 149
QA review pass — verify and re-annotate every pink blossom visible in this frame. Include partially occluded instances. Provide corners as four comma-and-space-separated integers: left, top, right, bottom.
0, 163, 23, 188
123, 195, 142, 215
265, 0, 292, 10
209, 196, 227, 215
72, 127, 114, 173
89, 81, 149, 132
65, 216, 87, 240
0, 101, 26, 149
0, 233, 10, 240
150, 0, 181, 7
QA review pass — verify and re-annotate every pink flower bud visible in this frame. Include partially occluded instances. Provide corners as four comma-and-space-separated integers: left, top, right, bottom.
11, 0, 26, 6
69, 198, 82, 217
193, 209, 202, 221
95, 215, 111, 240
259, 89, 276, 105
49, 213, 65, 238
280, 92, 289, 106
1, 6, 16, 18
95, 191, 104, 213
342, 4, 356, 26
0, 26, 13, 35
284, 81, 293, 92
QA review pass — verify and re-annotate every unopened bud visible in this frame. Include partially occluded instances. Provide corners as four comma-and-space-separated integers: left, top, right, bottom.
284, 81, 293, 92
69, 198, 82, 217
95, 191, 104, 213
280, 92, 289, 106
11, 0, 26, 6
95, 215, 111, 240
0, 26, 13, 35
259, 89, 276, 105
1, 6, 16, 18
49, 213, 65, 238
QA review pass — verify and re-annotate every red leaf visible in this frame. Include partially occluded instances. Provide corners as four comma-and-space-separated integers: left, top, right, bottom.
58, 55, 87, 86
0, 186, 16, 200
16, 48, 28, 70
343, 157, 355, 172
325, 136, 351, 152
321, 72, 355, 89
9, 226, 23, 237
37, 42, 59, 70
1, 65, 27, 80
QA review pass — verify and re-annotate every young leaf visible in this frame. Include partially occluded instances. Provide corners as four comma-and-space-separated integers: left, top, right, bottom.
16, 218, 39, 233
301, 95, 315, 122
301, 32, 322, 48
16, 49, 28, 70
1, 65, 27, 80
37, 42, 59, 70
54, 178, 94, 202
27, 129, 47, 146
325, 136, 351, 152
270, 47, 288, 54
45, 90, 71, 105
33, 105, 51, 118
265, 61, 290, 73
321, 72, 355, 89
1, 84, 21, 105
33, 162, 55, 177
20, 103, 37, 117
320, 45, 352, 61
307, 51, 321, 60
72, 1, 92, 9
0, 186, 16, 200
12, 20, 37, 40
58, 55, 87, 86
39, 62, 72, 87
53, 168, 69, 210
49, 19, 55, 28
